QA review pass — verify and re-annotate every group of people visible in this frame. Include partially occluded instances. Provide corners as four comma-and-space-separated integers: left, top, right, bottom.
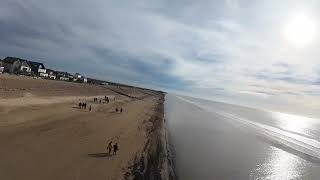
115, 108, 123, 113
78, 102, 92, 111
104, 96, 110, 103
107, 141, 119, 155
94, 96, 110, 104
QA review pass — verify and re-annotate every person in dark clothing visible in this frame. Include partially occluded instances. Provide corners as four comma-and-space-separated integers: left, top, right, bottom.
120, 108, 123, 113
116, 108, 118, 113
107, 141, 113, 155
79, 102, 82, 109
113, 143, 119, 155
89, 105, 92, 111
84, 103, 87, 109
99, 99, 102, 104
82, 102, 85, 109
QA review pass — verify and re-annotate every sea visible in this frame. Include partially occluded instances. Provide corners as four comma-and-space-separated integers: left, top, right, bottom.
165, 94, 320, 180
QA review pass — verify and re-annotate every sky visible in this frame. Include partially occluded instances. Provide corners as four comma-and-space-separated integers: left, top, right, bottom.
1, 0, 320, 117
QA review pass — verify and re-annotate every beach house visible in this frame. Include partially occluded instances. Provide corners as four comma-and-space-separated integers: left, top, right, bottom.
2, 57, 31, 75
74, 73, 82, 79
28, 61, 46, 76
73, 73, 82, 82
2, 57, 21, 74
19, 60, 32, 75
46, 69, 57, 80
56, 71, 71, 81
0, 59, 4, 73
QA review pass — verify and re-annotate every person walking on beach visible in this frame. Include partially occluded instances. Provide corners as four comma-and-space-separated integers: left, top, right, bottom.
89, 105, 92, 112
107, 141, 113, 155
99, 99, 102, 104
120, 108, 123, 113
115, 108, 118, 113
79, 102, 82, 109
113, 143, 119, 155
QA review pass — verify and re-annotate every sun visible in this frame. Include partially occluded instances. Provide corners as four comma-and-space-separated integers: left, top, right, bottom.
284, 14, 316, 46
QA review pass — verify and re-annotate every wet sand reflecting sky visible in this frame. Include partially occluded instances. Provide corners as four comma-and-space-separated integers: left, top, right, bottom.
166, 94, 320, 180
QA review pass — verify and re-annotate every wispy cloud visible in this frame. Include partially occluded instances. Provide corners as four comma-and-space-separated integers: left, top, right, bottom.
1, 0, 320, 117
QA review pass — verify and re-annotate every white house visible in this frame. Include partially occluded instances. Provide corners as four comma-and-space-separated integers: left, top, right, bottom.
40, 72, 49, 78
20, 65, 31, 73
47, 69, 56, 80
0, 60, 4, 74
59, 76, 69, 81
49, 75, 56, 80
28, 61, 46, 76
38, 68, 46, 74
74, 73, 82, 79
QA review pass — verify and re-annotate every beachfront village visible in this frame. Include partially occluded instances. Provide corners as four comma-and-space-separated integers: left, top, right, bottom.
0, 56, 163, 97
0, 56, 90, 83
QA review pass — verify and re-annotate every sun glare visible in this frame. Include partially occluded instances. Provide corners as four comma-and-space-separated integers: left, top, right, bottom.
284, 14, 316, 46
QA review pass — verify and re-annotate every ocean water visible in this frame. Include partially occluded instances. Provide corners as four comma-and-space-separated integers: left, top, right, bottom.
165, 94, 320, 180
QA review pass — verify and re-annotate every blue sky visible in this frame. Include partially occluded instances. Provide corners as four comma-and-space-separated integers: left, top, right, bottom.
1, 0, 320, 117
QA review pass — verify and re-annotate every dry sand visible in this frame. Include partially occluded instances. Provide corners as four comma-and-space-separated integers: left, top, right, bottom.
0, 74, 167, 180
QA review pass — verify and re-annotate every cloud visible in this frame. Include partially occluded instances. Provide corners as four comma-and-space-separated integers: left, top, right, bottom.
1, 0, 320, 117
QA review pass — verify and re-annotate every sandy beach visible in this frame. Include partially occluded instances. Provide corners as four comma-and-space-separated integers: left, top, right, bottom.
0, 75, 171, 180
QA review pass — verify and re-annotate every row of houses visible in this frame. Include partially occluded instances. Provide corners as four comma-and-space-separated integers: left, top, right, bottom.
0, 57, 87, 83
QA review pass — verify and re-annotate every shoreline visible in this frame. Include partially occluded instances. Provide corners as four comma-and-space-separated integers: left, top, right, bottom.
125, 94, 177, 180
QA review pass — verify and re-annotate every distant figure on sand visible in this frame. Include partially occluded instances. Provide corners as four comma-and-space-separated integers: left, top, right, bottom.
89, 105, 92, 111
120, 108, 123, 113
78, 102, 82, 109
116, 108, 118, 113
99, 99, 102, 104
113, 143, 119, 155
107, 141, 113, 154
82, 102, 87, 109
